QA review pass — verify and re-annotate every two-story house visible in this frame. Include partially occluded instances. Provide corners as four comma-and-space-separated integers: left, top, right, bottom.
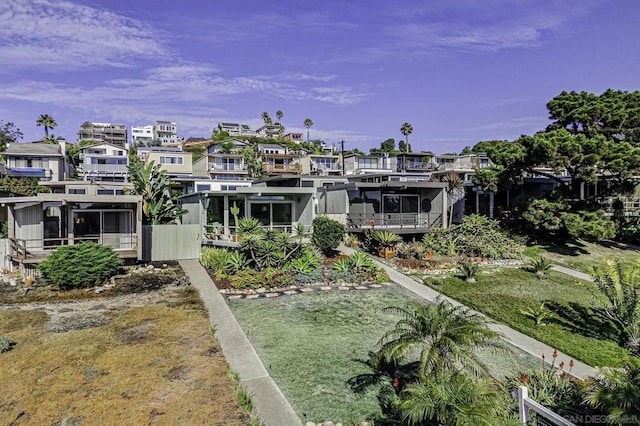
137, 146, 193, 177
79, 143, 128, 182
301, 153, 342, 176
255, 125, 281, 139
396, 152, 437, 173
3, 140, 69, 182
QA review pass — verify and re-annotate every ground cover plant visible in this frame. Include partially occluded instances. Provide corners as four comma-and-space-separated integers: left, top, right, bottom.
0, 280, 250, 424
422, 268, 634, 367
228, 287, 540, 423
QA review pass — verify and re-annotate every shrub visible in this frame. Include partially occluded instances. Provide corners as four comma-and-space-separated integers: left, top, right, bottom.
520, 302, 553, 326
229, 269, 264, 290
312, 216, 345, 255
293, 268, 324, 285
396, 242, 429, 259
423, 215, 523, 259
225, 251, 250, 274
200, 247, 232, 272
563, 210, 616, 241
328, 270, 356, 284
38, 242, 123, 290
0, 336, 15, 353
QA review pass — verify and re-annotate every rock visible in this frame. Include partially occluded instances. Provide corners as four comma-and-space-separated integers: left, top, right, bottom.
9, 279, 17, 286
146, 264, 155, 270
256, 288, 267, 293
322, 422, 335, 426
305, 422, 315, 426
162, 263, 168, 269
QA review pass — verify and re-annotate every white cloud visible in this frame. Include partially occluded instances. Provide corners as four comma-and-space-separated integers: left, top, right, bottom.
0, 0, 166, 70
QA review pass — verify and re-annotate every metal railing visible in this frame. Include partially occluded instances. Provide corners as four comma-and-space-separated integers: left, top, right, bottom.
82, 164, 129, 174
262, 163, 302, 173
204, 224, 311, 239
346, 213, 443, 229
6, 168, 53, 179
210, 164, 247, 172
8, 234, 138, 260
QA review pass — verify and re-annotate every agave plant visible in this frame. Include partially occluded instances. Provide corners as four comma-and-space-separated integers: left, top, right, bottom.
225, 251, 249, 273
238, 217, 264, 236
349, 251, 376, 271
0, 336, 15, 353
373, 230, 403, 248
332, 258, 352, 273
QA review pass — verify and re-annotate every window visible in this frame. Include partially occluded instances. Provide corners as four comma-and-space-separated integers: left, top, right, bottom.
358, 158, 379, 169
97, 189, 115, 195
69, 189, 86, 194
160, 156, 184, 165
197, 184, 211, 192
301, 181, 314, 187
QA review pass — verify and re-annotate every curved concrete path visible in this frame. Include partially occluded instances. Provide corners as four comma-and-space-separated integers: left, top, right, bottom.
339, 246, 598, 379
179, 260, 302, 426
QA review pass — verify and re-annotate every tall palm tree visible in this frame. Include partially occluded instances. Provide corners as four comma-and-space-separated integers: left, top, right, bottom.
443, 172, 466, 227
261, 112, 272, 125
36, 114, 57, 139
303, 118, 313, 142
400, 122, 413, 151
275, 110, 283, 123
376, 298, 505, 379
276, 110, 284, 137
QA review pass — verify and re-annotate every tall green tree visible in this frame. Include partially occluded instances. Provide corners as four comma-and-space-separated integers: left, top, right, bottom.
303, 118, 313, 142
128, 157, 187, 225
376, 299, 505, 379
261, 112, 272, 125
400, 122, 413, 151
0, 120, 23, 151
36, 114, 57, 139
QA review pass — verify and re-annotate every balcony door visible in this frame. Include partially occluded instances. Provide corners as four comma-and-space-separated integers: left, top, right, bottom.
250, 202, 293, 232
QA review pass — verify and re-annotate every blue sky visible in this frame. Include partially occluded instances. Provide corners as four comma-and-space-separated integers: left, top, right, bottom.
1, 0, 638, 153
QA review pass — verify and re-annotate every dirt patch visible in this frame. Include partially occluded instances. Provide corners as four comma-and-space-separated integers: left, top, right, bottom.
0, 265, 250, 425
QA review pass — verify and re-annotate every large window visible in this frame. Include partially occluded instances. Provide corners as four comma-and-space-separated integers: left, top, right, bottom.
160, 156, 184, 165
250, 202, 293, 228
383, 195, 419, 214
358, 158, 379, 169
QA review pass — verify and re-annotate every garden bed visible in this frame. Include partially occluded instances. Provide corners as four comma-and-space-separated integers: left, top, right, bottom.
228, 286, 541, 424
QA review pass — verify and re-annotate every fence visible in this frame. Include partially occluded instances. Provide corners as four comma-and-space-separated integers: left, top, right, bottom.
142, 224, 201, 261
347, 212, 444, 230
515, 386, 576, 425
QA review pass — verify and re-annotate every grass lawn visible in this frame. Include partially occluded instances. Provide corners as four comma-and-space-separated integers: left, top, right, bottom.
0, 287, 250, 425
523, 239, 640, 272
228, 287, 540, 424
424, 267, 634, 368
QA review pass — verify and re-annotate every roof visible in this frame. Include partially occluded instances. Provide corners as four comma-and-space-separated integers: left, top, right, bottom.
80, 142, 126, 152
4, 142, 62, 156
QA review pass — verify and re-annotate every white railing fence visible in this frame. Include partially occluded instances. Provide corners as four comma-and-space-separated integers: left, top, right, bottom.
514, 386, 576, 426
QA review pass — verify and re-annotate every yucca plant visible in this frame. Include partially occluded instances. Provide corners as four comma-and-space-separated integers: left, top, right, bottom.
459, 261, 480, 283
528, 256, 552, 279
332, 258, 352, 273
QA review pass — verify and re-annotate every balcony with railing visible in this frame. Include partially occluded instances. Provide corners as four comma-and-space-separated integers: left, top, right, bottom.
346, 212, 443, 232
81, 163, 129, 176
6, 167, 52, 179
8, 234, 138, 263
262, 162, 302, 174
209, 163, 248, 173
399, 161, 438, 172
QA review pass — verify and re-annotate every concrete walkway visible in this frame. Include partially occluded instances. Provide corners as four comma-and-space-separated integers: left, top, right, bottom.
179, 260, 302, 426
340, 246, 598, 379
551, 265, 593, 282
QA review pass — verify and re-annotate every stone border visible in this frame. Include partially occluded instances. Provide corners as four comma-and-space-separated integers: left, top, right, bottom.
221, 282, 395, 300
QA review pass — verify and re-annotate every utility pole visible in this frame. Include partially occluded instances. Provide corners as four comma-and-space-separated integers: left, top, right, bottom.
340, 140, 345, 176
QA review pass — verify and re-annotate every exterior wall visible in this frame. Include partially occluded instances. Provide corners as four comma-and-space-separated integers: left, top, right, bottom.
80, 144, 128, 181
142, 224, 201, 261
12, 205, 43, 249
78, 123, 128, 147
153, 121, 179, 146
146, 151, 193, 174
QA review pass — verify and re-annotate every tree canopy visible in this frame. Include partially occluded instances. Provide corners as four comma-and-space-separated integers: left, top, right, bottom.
0, 120, 22, 151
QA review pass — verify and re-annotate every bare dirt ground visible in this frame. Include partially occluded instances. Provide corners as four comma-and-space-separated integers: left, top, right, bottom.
0, 265, 250, 426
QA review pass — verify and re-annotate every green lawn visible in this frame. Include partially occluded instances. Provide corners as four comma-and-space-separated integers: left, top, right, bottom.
425, 268, 633, 368
229, 287, 540, 423
523, 239, 640, 273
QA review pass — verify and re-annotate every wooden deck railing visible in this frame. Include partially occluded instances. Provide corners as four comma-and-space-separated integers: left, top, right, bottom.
346, 213, 443, 230
8, 234, 138, 260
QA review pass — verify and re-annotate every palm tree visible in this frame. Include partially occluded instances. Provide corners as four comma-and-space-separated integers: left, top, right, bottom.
400, 122, 413, 151
376, 298, 505, 379
36, 114, 57, 139
276, 110, 284, 137
303, 118, 313, 142
399, 372, 509, 425
261, 112, 272, 125
590, 259, 640, 354
583, 359, 640, 423
443, 172, 466, 227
